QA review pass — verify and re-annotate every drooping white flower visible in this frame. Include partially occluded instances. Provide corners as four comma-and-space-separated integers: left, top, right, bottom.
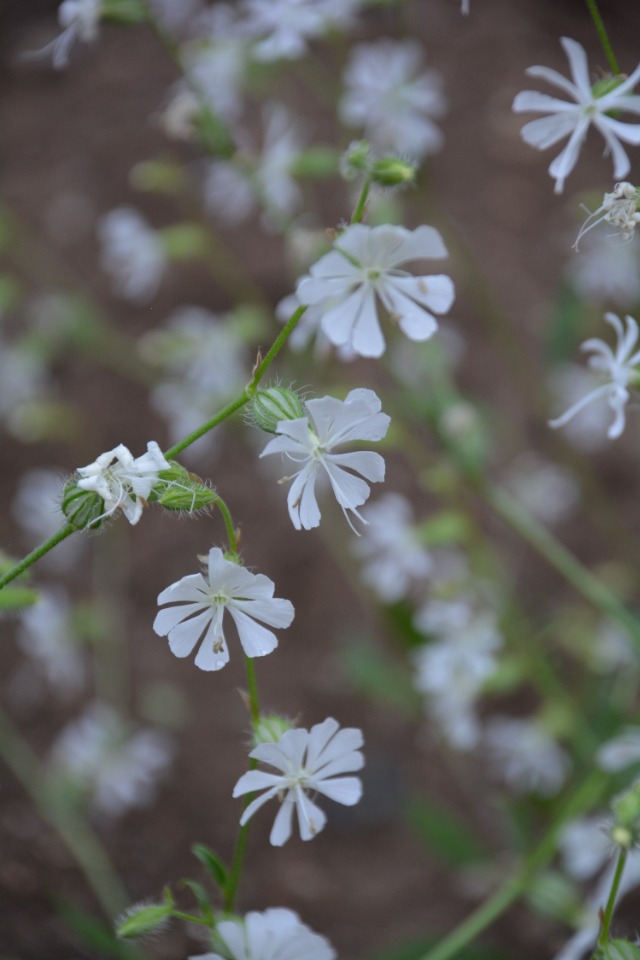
98, 208, 167, 303
49, 702, 174, 819
596, 726, 640, 772
296, 224, 454, 358
352, 493, 432, 602
549, 312, 640, 440
23, 0, 101, 69
232, 717, 364, 845
548, 364, 612, 452
575, 181, 640, 249
16, 589, 85, 701
205, 102, 306, 229
513, 37, 640, 194
235, 0, 360, 62
190, 907, 336, 960
340, 40, 447, 158
484, 716, 570, 796
153, 547, 294, 671
76, 441, 170, 526
260, 388, 390, 532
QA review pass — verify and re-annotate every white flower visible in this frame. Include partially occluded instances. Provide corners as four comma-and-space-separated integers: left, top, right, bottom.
340, 40, 447, 158
237, 0, 359, 62
484, 716, 570, 796
567, 230, 640, 308
513, 37, 640, 194
296, 224, 454, 358
549, 312, 640, 440
260, 388, 390, 532
559, 816, 612, 881
352, 493, 432, 602
23, 0, 101, 69
49, 703, 174, 819
77, 441, 170, 526
98, 208, 167, 302
596, 727, 640, 771
232, 717, 364, 845
575, 181, 640, 248
205, 102, 306, 229
505, 453, 579, 525
191, 907, 336, 960
548, 365, 612, 452
153, 547, 294, 671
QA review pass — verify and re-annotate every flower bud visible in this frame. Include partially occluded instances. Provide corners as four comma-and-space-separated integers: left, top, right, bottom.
251, 387, 305, 434
252, 713, 294, 746
153, 464, 216, 513
116, 899, 172, 940
60, 478, 105, 530
339, 140, 372, 181
370, 157, 417, 188
159, 223, 210, 261
595, 939, 640, 960
102, 0, 150, 25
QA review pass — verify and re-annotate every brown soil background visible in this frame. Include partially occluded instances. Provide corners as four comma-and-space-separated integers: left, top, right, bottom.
1, 1, 640, 958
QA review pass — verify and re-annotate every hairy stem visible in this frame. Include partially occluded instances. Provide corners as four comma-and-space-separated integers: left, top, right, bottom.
597, 847, 627, 948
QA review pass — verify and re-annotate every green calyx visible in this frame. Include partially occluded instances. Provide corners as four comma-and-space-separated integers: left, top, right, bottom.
60, 479, 105, 531
152, 464, 216, 513
251, 386, 305, 434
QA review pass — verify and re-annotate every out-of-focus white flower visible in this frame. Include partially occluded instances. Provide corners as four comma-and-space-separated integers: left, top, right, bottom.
12, 469, 83, 571
205, 102, 306, 229
235, 0, 359, 62
260, 388, 389, 532
16, 589, 85, 701
549, 313, 640, 440
296, 224, 454, 358
98, 208, 167, 303
49, 703, 174, 819
484, 716, 570, 796
412, 600, 502, 750
513, 37, 640, 194
77, 442, 170, 526
154, 547, 294, 671
591, 619, 636, 673
559, 816, 612, 881
233, 717, 363, 845
147, 0, 202, 32
506, 453, 579, 525
190, 907, 336, 960
24, 0, 101, 69
596, 727, 640, 771
165, 38, 248, 136
567, 230, 640, 308
340, 40, 447, 158
575, 181, 640, 249
352, 493, 432, 602
0, 331, 48, 433
548, 365, 612, 452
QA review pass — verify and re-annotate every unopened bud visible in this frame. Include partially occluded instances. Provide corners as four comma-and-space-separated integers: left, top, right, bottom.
116, 899, 172, 940
60, 478, 105, 531
595, 938, 640, 960
339, 140, 372, 181
253, 714, 294, 746
370, 157, 417, 188
252, 387, 305, 433
612, 781, 640, 832
153, 464, 215, 513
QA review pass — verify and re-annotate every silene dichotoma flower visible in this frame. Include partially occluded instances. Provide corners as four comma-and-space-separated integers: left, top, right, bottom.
260, 387, 390, 532
296, 223, 455, 358
153, 547, 294, 671
232, 717, 364, 845
190, 907, 336, 960
575, 181, 640, 249
513, 37, 640, 194
549, 312, 640, 440
76, 441, 170, 525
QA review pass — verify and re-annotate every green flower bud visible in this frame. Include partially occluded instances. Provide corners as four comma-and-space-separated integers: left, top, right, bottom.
60, 478, 105, 531
102, 0, 150, 25
612, 781, 640, 831
130, 160, 185, 195
339, 140, 372, 180
159, 223, 210, 261
252, 713, 294, 746
611, 825, 634, 849
116, 900, 172, 940
252, 387, 305, 434
370, 157, 417, 188
595, 939, 640, 960
153, 464, 216, 513
592, 74, 626, 100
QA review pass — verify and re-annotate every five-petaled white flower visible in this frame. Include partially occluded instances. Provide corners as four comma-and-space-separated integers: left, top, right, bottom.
153, 547, 294, 671
232, 717, 364, 845
23, 0, 101, 69
296, 224, 454, 358
260, 388, 390, 532
549, 312, 640, 440
235, 0, 359, 62
513, 37, 640, 194
190, 907, 336, 960
77, 441, 170, 525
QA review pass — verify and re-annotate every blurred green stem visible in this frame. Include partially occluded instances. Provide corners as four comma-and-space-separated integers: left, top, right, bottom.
585, 0, 620, 74
597, 847, 627, 949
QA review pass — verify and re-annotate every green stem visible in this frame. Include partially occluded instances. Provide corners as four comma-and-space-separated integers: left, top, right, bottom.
0, 707, 128, 918
351, 179, 371, 224
170, 910, 211, 926
0, 524, 76, 590
597, 847, 627, 948
164, 305, 306, 460
585, 0, 620, 74
212, 495, 238, 554
419, 771, 606, 960
244, 657, 260, 726
483, 483, 640, 649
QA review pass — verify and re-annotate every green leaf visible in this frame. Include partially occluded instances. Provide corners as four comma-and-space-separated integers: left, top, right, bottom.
596, 940, 640, 960
405, 796, 489, 867
192, 843, 229, 892
54, 898, 135, 959
180, 879, 214, 925
0, 585, 39, 613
